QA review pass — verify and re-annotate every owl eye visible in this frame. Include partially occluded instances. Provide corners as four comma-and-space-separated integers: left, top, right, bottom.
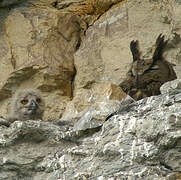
21, 99, 28, 105
36, 98, 41, 103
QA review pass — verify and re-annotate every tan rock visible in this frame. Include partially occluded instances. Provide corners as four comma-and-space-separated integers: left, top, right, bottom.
97, 82, 127, 101
1, 0, 181, 122
61, 82, 132, 122
73, 0, 181, 113
0, 0, 123, 121
0, 7, 81, 120
74, 82, 127, 113
56, 0, 125, 26
0, 9, 14, 100
74, 3, 129, 90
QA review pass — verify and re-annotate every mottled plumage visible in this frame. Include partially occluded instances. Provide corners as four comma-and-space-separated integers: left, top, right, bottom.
119, 34, 177, 100
7, 88, 45, 122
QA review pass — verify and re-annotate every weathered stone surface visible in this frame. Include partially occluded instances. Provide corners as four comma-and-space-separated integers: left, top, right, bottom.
74, 3, 129, 90
55, 0, 124, 27
1, 0, 181, 179
5, 9, 79, 92
61, 83, 181, 179
0, 6, 81, 120
1, 0, 181, 121
73, 0, 181, 112
0, 81, 181, 179
61, 82, 133, 123
73, 96, 134, 131
0, 0, 124, 121
160, 78, 181, 94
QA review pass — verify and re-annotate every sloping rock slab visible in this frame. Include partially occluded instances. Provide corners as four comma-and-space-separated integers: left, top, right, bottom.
0, 80, 181, 179
58, 81, 181, 179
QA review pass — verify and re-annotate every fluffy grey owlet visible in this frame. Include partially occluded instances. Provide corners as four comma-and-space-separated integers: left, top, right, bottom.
7, 88, 45, 123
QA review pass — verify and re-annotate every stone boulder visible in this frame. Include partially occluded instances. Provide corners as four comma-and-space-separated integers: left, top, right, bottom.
61, 82, 134, 123
0, 79, 180, 179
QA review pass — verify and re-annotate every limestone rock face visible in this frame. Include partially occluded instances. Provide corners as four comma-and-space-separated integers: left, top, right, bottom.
0, 0, 123, 121
74, 3, 129, 90
0, 4, 81, 120
73, 0, 181, 111
61, 82, 133, 123
0, 1, 181, 179
1, 0, 181, 121
0, 80, 181, 179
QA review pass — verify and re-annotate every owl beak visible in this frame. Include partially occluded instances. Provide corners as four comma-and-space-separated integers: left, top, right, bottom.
28, 100, 37, 111
135, 74, 139, 87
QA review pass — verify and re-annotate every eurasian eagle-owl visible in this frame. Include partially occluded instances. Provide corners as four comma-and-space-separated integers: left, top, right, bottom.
119, 34, 177, 100
8, 88, 45, 122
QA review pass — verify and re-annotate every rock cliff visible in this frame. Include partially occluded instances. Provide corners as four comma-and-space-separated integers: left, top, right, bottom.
0, 0, 181, 179
0, 79, 181, 179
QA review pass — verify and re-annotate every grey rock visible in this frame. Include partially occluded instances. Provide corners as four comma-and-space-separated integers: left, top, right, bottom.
0, 118, 10, 127
1, 0, 181, 179
160, 79, 181, 94
73, 106, 103, 131
1, 80, 181, 179
73, 96, 134, 132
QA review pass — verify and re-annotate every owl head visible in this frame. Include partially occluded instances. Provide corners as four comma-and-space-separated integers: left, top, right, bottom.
10, 88, 45, 121
120, 34, 177, 100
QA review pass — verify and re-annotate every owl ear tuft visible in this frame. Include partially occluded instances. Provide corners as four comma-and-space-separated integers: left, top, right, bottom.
130, 40, 141, 62
152, 34, 168, 63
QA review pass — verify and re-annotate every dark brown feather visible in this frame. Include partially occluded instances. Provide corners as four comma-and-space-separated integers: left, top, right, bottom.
119, 34, 177, 100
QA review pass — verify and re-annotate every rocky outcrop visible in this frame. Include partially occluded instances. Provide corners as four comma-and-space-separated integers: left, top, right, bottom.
0, 7, 80, 120
0, 0, 125, 121
0, 1, 181, 179
73, 0, 181, 112
0, 79, 181, 179
1, 0, 181, 121
61, 82, 132, 123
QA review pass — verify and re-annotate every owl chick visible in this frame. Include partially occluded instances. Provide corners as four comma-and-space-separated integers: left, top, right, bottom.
7, 88, 45, 123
